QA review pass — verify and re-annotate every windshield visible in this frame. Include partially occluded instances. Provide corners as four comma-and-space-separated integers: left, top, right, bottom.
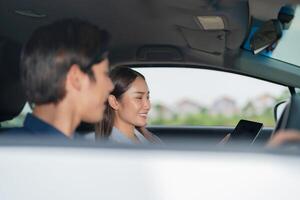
270, 5, 300, 66
244, 5, 300, 67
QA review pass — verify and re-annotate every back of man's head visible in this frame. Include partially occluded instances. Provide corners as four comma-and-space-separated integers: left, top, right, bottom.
21, 18, 110, 105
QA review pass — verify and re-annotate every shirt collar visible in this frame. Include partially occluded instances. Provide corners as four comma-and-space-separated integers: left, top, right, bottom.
23, 113, 68, 138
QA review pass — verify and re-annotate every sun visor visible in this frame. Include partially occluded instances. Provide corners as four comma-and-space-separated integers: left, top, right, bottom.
173, 0, 249, 55
179, 27, 226, 54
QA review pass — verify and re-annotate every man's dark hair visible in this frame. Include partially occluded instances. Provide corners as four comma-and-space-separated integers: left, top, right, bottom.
21, 18, 110, 104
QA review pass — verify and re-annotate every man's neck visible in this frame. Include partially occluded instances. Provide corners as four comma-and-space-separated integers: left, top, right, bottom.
32, 103, 80, 138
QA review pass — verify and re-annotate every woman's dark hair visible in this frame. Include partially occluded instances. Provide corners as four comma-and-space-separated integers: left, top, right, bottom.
21, 18, 110, 105
95, 67, 145, 138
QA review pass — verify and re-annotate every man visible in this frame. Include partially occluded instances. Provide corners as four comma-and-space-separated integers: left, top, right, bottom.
266, 130, 300, 148
9, 19, 113, 139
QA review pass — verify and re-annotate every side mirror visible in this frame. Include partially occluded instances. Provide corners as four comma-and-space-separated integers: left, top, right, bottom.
250, 19, 283, 54
274, 101, 288, 122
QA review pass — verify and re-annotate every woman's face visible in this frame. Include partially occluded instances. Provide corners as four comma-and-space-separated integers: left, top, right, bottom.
115, 76, 151, 127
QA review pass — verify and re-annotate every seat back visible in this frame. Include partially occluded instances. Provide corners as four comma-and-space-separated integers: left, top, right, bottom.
0, 36, 26, 122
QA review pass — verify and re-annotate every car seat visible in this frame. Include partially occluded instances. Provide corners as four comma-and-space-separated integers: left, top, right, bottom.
0, 36, 26, 124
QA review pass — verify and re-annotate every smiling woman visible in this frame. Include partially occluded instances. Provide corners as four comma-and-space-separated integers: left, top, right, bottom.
95, 67, 161, 144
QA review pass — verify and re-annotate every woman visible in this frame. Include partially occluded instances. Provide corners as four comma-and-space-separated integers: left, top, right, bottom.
95, 67, 161, 144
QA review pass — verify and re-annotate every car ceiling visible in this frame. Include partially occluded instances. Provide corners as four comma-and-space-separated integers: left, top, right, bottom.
0, 0, 299, 86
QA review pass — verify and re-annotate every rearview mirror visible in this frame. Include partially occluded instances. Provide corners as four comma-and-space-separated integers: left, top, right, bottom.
274, 101, 288, 122
250, 19, 283, 54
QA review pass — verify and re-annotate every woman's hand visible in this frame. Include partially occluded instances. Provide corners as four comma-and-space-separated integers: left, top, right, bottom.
218, 133, 231, 145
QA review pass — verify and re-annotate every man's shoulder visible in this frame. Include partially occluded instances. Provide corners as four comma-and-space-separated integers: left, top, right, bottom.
0, 127, 34, 136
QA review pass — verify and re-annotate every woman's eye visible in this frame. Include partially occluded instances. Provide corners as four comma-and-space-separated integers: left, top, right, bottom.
136, 97, 142, 99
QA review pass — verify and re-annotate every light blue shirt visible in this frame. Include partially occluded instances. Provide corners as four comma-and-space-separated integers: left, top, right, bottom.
109, 127, 150, 145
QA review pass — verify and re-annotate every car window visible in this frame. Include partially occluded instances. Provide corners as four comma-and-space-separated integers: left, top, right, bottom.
135, 67, 289, 127
0, 102, 32, 128
1, 68, 290, 129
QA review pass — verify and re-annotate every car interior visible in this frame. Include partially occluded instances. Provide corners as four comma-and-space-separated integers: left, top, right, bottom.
0, 0, 300, 147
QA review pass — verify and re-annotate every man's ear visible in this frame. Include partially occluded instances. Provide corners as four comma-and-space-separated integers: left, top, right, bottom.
108, 95, 119, 110
66, 64, 85, 91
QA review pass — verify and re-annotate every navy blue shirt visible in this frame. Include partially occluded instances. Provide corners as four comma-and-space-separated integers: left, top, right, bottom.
3, 113, 69, 139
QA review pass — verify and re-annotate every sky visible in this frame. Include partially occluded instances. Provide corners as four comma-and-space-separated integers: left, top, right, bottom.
136, 68, 287, 107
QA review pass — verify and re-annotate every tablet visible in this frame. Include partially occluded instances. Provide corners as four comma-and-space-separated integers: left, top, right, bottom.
229, 119, 263, 144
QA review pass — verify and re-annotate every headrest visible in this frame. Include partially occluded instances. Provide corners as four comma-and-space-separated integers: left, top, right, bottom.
0, 36, 26, 122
